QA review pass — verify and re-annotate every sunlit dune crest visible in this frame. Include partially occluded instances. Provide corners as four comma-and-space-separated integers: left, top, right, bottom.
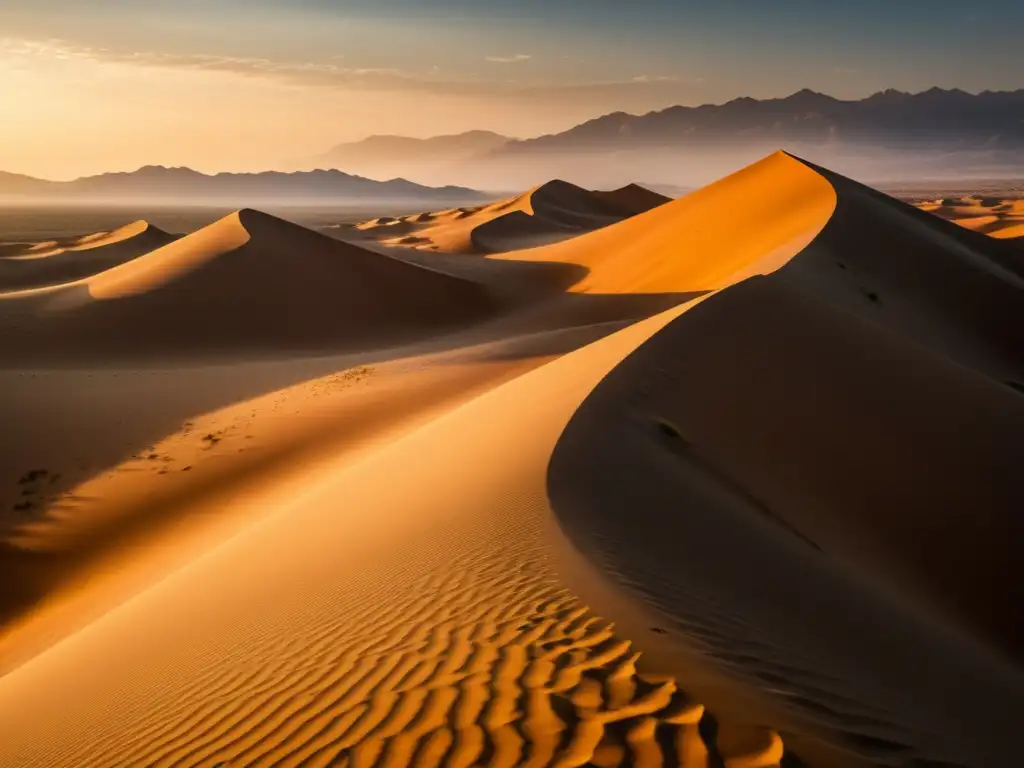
351, 180, 671, 254
0, 152, 1021, 768
492, 151, 838, 294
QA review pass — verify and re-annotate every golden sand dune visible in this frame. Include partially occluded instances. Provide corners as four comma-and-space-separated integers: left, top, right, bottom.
352, 180, 670, 254
0, 220, 177, 292
916, 195, 1024, 241
493, 152, 837, 294
0, 209, 499, 362
0, 152, 1021, 768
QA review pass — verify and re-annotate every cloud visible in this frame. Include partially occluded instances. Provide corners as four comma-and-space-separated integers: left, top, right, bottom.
485, 54, 531, 64
631, 75, 678, 83
0, 37, 433, 89
0, 37, 701, 107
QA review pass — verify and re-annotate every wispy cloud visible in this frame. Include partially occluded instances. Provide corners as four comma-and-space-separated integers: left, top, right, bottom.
1, 37, 701, 105
485, 54, 532, 64
631, 75, 680, 83
0, 37, 433, 89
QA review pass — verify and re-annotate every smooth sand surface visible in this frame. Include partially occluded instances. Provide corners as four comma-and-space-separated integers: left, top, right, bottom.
350, 181, 670, 254
0, 152, 1020, 768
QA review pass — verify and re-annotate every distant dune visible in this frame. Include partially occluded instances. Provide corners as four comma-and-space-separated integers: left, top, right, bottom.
0, 152, 1021, 768
352, 180, 671, 253
0, 209, 499, 361
0, 221, 177, 292
916, 195, 1024, 241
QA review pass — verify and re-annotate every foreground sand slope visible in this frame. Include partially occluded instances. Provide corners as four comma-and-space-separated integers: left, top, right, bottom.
0, 306, 791, 768
351, 180, 670, 254
0, 345, 582, 678
0, 220, 176, 292
0, 209, 500, 362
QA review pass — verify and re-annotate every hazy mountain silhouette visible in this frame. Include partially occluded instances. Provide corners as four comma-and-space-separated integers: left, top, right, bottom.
302, 88, 1024, 189
296, 130, 511, 177
0, 171, 53, 197
0, 166, 486, 205
504, 87, 1024, 152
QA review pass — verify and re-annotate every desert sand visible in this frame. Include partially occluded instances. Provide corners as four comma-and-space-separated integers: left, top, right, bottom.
349, 181, 670, 254
0, 220, 177, 292
0, 151, 1020, 768
915, 196, 1024, 241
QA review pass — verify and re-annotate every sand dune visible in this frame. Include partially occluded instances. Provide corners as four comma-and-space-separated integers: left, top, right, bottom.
591, 183, 677, 218
0, 152, 1020, 768
0, 220, 176, 292
0, 209, 500, 362
488, 152, 835, 293
543, 157, 1024, 766
916, 195, 1024, 241
351, 180, 670, 254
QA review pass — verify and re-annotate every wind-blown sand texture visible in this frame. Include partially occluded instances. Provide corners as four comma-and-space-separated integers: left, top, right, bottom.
915, 196, 1024, 241
0, 152, 1021, 768
350, 181, 670, 254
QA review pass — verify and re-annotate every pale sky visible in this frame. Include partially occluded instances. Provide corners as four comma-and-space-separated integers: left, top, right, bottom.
1, 0, 1021, 180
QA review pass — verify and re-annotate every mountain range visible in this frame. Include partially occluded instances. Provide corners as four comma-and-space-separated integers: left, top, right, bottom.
0, 166, 485, 206
7, 88, 1023, 201
298, 130, 509, 183
299, 87, 1024, 189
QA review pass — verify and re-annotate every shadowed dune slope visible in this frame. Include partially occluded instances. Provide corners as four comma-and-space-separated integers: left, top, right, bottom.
592, 183, 676, 217
0, 221, 177, 292
0, 209, 500, 362
790, 158, 1024, 379
546, 154, 1024, 766
352, 179, 670, 254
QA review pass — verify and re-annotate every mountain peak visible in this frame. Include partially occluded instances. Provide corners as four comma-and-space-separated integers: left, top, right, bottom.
866, 88, 911, 101
127, 165, 205, 178
790, 88, 826, 98
781, 88, 837, 105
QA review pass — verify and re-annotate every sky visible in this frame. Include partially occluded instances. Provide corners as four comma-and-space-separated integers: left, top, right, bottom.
1, 0, 1021, 179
